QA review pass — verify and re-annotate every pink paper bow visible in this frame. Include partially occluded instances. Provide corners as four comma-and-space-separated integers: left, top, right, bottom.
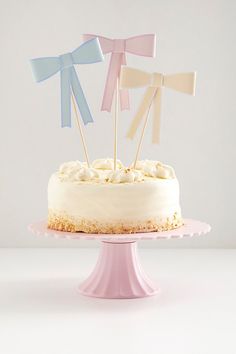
82, 34, 156, 112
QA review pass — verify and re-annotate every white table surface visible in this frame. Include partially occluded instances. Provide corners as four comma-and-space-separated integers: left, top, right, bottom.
0, 248, 235, 354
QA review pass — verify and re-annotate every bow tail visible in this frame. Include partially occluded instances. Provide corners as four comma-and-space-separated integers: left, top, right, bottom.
101, 53, 123, 112
60, 68, 72, 127
126, 86, 157, 139
119, 54, 130, 110
152, 88, 161, 144
70, 66, 93, 125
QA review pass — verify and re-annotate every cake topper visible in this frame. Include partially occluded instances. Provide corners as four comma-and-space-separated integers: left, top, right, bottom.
82, 34, 156, 169
30, 38, 104, 166
120, 67, 196, 167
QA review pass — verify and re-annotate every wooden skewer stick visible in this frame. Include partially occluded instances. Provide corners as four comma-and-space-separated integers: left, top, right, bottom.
133, 96, 154, 170
71, 93, 90, 167
113, 79, 119, 170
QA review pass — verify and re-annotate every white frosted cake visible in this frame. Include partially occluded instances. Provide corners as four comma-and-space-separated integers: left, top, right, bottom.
48, 158, 183, 234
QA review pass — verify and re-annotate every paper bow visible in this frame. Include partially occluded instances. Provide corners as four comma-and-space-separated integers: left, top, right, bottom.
82, 34, 156, 112
120, 67, 196, 143
30, 38, 104, 127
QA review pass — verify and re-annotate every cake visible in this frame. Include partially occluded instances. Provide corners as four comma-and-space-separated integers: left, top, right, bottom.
48, 158, 183, 234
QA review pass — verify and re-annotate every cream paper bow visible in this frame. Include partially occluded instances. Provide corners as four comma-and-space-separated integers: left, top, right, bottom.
120, 67, 196, 143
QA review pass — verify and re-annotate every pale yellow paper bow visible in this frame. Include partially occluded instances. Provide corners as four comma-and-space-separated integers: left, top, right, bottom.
120, 67, 196, 143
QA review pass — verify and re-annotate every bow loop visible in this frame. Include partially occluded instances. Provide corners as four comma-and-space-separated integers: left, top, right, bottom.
82, 34, 156, 112
31, 38, 104, 127
163, 72, 196, 95
30, 57, 60, 82
120, 66, 151, 88
72, 38, 103, 64
126, 34, 156, 57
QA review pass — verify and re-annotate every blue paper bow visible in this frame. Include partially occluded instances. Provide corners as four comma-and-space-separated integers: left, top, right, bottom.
30, 38, 104, 127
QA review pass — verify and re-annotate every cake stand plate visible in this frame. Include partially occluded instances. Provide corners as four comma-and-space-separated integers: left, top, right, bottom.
28, 219, 211, 299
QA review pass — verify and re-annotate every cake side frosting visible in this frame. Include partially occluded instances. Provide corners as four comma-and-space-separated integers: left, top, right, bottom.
48, 159, 183, 234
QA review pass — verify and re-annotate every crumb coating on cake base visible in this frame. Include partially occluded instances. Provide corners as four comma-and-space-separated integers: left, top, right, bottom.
48, 210, 183, 234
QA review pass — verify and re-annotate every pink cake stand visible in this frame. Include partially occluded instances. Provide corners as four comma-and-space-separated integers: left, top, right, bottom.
28, 219, 211, 299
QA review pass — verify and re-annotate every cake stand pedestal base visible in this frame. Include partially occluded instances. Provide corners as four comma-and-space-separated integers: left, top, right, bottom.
78, 241, 158, 299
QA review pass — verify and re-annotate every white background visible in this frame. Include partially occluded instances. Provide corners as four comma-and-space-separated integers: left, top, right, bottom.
0, 0, 235, 247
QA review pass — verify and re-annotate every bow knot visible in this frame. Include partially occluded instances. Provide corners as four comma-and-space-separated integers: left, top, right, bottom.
151, 73, 163, 87
83, 34, 156, 112
113, 39, 126, 53
120, 66, 196, 144
59, 52, 73, 69
31, 38, 104, 127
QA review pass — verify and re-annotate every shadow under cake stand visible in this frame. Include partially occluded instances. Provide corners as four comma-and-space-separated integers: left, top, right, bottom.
28, 219, 210, 299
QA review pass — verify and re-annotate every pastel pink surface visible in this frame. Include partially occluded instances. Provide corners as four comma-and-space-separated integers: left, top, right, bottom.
28, 219, 211, 299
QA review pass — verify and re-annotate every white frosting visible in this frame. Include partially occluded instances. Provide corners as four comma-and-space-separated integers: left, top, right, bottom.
59, 162, 99, 182
75, 167, 99, 181
48, 173, 181, 223
132, 159, 158, 170
59, 160, 83, 177
92, 158, 123, 170
133, 160, 175, 179
57, 158, 176, 184
107, 169, 144, 183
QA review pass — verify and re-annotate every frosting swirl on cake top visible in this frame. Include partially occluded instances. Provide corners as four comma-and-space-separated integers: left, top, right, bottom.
107, 168, 144, 183
92, 158, 124, 170
57, 158, 176, 183
133, 160, 175, 179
